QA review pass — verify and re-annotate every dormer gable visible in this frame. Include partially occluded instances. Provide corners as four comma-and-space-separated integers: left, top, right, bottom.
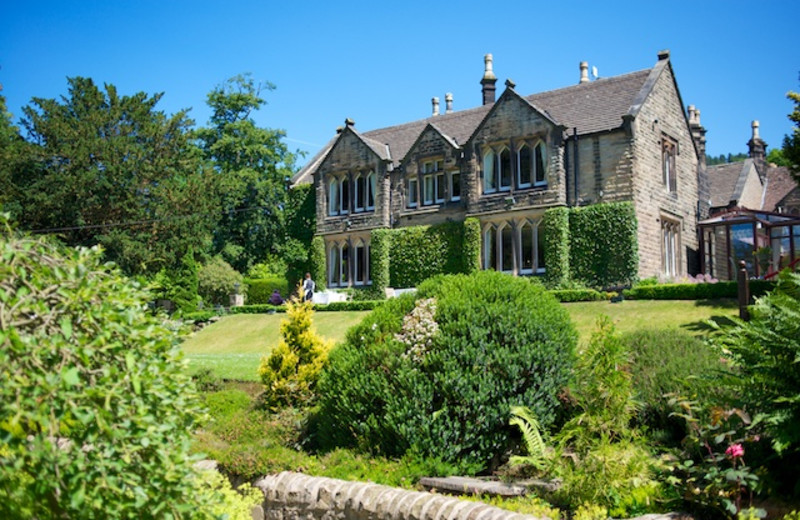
400, 122, 460, 167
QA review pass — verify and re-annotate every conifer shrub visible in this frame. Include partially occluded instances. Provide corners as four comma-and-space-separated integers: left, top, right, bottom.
258, 289, 332, 408
0, 220, 217, 518
167, 246, 200, 313
312, 271, 577, 471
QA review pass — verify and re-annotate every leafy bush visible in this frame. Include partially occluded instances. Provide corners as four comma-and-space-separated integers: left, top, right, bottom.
314, 300, 384, 311
369, 229, 391, 293
569, 202, 638, 288
229, 304, 285, 314
310, 236, 327, 291
0, 223, 216, 518
548, 288, 610, 302
312, 271, 577, 471
198, 256, 243, 306
245, 276, 289, 304
183, 310, 219, 322
258, 291, 332, 408
623, 328, 727, 428
712, 270, 800, 455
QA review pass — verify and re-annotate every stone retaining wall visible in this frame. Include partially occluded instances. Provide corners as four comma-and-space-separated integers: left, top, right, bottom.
254, 472, 550, 520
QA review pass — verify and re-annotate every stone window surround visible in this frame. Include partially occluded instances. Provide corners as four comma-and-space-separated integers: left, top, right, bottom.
661, 214, 681, 277
481, 138, 549, 196
405, 156, 461, 209
481, 217, 545, 275
327, 237, 371, 287
661, 134, 678, 194
327, 171, 376, 217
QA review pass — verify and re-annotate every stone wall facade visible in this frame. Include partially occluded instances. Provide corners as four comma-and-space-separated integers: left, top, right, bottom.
254, 472, 550, 520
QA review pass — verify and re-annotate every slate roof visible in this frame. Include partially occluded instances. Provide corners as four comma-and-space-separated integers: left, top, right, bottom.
293, 65, 654, 185
763, 165, 799, 212
707, 160, 753, 208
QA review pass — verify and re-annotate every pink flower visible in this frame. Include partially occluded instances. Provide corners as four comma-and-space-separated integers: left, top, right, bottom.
725, 443, 744, 458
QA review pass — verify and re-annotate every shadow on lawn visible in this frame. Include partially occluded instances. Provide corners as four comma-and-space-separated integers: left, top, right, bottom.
681, 314, 737, 334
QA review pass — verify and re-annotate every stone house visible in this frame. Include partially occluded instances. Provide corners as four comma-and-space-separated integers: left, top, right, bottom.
293, 51, 709, 288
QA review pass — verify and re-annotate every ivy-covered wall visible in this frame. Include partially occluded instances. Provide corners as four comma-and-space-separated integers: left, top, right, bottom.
310, 236, 326, 291
541, 207, 570, 288
461, 218, 482, 275
369, 229, 392, 294
388, 221, 473, 288
568, 202, 638, 288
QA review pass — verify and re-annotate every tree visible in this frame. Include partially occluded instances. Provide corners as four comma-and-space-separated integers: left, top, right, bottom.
767, 148, 790, 167
0, 89, 30, 217
782, 86, 800, 182
10, 77, 221, 275
195, 74, 297, 273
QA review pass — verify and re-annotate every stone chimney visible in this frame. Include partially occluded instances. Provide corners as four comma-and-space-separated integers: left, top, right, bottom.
748, 120, 768, 178
445, 92, 453, 114
480, 54, 497, 105
432, 97, 440, 116
579, 61, 589, 84
687, 105, 707, 170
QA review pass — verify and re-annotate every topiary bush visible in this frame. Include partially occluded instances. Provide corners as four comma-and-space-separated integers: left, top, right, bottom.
198, 256, 243, 306
542, 207, 570, 288
245, 276, 289, 304
0, 220, 217, 518
312, 270, 577, 471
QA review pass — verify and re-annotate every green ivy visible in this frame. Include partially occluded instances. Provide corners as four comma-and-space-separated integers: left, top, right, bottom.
461, 217, 482, 274
310, 236, 327, 291
569, 202, 638, 288
369, 229, 392, 294
542, 207, 570, 288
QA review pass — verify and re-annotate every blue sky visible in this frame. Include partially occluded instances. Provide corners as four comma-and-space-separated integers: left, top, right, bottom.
2, 1, 798, 167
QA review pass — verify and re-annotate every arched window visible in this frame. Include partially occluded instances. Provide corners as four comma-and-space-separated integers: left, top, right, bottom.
500, 223, 514, 272
483, 150, 497, 193
483, 225, 497, 270
328, 178, 339, 216
354, 173, 365, 212
536, 222, 546, 271
340, 243, 350, 284
353, 240, 369, 285
520, 221, 534, 273
499, 148, 512, 191
340, 177, 350, 214
366, 171, 376, 210
328, 244, 340, 285
534, 141, 546, 185
518, 144, 532, 188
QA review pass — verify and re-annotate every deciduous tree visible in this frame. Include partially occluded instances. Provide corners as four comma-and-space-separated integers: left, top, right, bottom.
782, 86, 800, 182
195, 74, 297, 273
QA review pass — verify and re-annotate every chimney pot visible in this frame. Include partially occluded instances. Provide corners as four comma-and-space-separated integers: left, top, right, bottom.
432, 97, 440, 116
445, 92, 453, 114
657, 49, 670, 60
480, 53, 498, 105
752, 120, 760, 140
483, 54, 496, 81
579, 61, 589, 84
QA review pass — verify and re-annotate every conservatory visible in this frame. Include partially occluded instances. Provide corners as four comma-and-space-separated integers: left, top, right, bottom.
698, 208, 800, 280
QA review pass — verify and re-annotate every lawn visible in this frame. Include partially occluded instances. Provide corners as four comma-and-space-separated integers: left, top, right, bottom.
182, 299, 739, 381
182, 311, 370, 381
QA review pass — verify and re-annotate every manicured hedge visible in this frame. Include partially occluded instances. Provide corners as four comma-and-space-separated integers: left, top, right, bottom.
623, 280, 776, 300
229, 300, 384, 314
388, 221, 472, 288
569, 202, 638, 288
548, 288, 611, 302
244, 276, 289, 304
542, 207, 570, 288
182, 310, 218, 322
461, 217, 482, 275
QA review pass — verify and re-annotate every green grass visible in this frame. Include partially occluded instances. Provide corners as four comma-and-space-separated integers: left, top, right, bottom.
181, 311, 369, 380
182, 299, 739, 380
565, 298, 738, 345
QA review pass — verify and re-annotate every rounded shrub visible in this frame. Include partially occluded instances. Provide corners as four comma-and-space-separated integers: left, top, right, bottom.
0, 223, 216, 518
198, 256, 243, 306
312, 271, 577, 471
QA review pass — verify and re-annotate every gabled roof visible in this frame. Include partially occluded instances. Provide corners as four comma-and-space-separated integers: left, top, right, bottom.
398, 122, 461, 164
293, 58, 662, 185
763, 165, 799, 212
707, 159, 759, 209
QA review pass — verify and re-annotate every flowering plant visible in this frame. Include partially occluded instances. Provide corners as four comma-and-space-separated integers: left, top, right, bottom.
666, 397, 764, 519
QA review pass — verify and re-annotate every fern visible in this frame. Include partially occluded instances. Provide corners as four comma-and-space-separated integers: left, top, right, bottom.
509, 405, 548, 470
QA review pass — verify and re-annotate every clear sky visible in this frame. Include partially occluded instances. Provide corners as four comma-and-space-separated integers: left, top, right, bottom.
2, 0, 798, 167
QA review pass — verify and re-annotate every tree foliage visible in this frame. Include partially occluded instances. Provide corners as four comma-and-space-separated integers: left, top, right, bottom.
9, 77, 220, 275
782, 87, 800, 182
0, 218, 217, 518
195, 74, 297, 273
